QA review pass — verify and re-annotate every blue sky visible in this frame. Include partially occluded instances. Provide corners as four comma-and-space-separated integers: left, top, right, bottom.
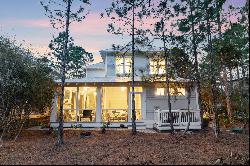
0, 0, 247, 63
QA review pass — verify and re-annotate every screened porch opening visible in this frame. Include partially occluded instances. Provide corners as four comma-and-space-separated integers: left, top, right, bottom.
78, 87, 96, 122
57, 87, 77, 122
57, 86, 97, 122
101, 87, 128, 122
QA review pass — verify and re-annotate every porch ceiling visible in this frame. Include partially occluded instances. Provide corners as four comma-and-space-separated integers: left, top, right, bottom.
55, 77, 190, 84
55, 77, 141, 84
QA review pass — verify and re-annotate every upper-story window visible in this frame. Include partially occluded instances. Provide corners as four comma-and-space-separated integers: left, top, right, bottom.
149, 58, 166, 75
116, 56, 132, 75
155, 87, 186, 96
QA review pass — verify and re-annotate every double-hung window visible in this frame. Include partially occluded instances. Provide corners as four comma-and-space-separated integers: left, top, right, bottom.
116, 56, 132, 75
149, 58, 166, 75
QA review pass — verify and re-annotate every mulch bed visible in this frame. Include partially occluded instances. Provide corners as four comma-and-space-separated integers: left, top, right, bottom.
0, 129, 249, 165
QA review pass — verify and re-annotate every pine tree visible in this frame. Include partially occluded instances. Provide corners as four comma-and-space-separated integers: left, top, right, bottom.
41, 0, 91, 146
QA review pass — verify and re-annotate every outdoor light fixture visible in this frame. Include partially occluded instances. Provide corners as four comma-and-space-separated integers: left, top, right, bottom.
83, 87, 89, 92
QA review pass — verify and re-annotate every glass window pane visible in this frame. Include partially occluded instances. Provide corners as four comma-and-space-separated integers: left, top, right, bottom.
62, 87, 77, 110
78, 87, 97, 122
102, 87, 128, 122
155, 88, 165, 96
57, 87, 77, 122
116, 57, 124, 74
125, 57, 132, 74
130, 87, 143, 92
150, 58, 165, 75
170, 87, 186, 96
116, 65, 123, 74
149, 59, 157, 74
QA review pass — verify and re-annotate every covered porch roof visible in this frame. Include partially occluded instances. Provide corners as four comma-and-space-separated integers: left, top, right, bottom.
55, 76, 190, 84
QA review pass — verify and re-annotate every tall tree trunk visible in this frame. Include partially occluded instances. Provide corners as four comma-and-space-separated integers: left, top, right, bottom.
236, 66, 244, 117
189, 0, 203, 127
57, 0, 71, 146
205, 2, 219, 137
221, 55, 233, 122
131, 1, 136, 135
229, 68, 233, 93
216, 1, 232, 124
163, 31, 174, 133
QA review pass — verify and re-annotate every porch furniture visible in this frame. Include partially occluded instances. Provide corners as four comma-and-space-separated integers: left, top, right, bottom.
80, 109, 93, 122
102, 109, 128, 122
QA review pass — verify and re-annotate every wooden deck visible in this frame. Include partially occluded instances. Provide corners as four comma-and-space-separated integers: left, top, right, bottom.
153, 109, 201, 131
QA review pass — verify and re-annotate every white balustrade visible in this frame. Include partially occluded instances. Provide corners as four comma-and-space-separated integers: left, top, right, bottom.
154, 109, 201, 130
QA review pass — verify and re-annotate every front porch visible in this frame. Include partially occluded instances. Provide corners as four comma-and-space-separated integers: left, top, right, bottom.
50, 83, 147, 127
50, 81, 202, 131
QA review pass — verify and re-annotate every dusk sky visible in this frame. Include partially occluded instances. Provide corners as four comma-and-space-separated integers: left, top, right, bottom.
0, 0, 246, 63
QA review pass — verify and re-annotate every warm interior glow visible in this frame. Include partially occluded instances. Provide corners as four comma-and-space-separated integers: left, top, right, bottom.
130, 87, 143, 92
149, 58, 165, 75
57, 87, 97, 122
155, 87, 186, 96
170, 87, 186, 96
78, 87, 97, 122
155, 88, 165, 96
102, 87, 128, 122
57, 87, 77, 122
116, 57, 131, 75
121, 87, 126, 91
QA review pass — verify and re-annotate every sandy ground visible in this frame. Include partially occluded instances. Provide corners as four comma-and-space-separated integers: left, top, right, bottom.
0, 129, 249, 165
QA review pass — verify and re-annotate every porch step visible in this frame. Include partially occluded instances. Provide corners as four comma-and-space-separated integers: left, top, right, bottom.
157, 125, 201, 131
127, 122, 146, 130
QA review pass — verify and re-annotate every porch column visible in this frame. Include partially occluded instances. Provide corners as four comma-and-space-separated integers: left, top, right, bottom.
195, 85, 200, 110
128, 87, 131, 122
96, 85, 102, 123
75, 86, 79, 123
141, 87, 147, 120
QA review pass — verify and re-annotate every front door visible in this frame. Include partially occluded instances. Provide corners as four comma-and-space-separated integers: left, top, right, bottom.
129, 92, 142, 121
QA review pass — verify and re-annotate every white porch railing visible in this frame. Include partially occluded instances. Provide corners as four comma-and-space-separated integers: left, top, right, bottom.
154, 109, 201, 130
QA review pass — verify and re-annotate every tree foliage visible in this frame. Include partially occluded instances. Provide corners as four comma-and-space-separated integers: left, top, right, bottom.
48, 32, 93, 79
0, 36, 54, 140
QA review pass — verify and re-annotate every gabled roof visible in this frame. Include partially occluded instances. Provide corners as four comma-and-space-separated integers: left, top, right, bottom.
86, 62, 105, 70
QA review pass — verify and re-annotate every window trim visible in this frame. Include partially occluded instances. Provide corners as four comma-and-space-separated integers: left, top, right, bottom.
149, 58, 166, 75
116, 56, 132, 75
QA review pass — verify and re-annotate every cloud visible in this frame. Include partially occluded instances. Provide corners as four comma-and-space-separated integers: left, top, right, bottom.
1, 18, 51, 29
70, 13, 110, 36
1, 12, 111, 36
17, 19, 51, 28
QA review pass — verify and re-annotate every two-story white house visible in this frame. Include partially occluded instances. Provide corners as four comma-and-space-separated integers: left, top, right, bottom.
50, 50, 201, 131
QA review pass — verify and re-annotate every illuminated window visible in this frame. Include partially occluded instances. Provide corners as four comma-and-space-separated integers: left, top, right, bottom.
57, 87, 77, 122
101, 87, 128, 122
170, 87, 186, 96
130, 87, 143, 92
156, 88, 165, 96
155, 87, 186, 96
116, 57, 132, 75
78, 87, 97, 122
149, 58, 165, 75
